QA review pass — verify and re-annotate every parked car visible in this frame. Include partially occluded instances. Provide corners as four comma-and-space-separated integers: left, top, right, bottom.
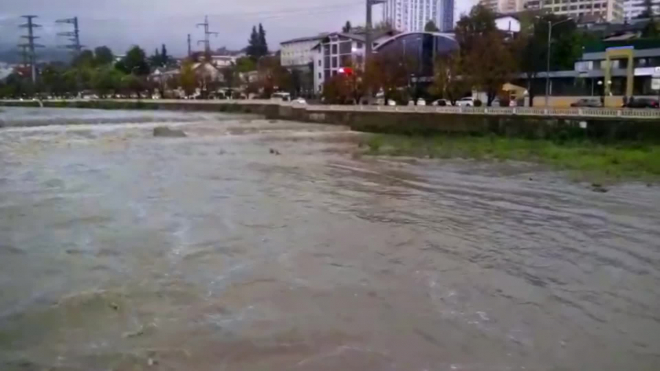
416, 98, 427, 106
625, 97, 659, 108
387, 99, 397, 106
431, 99, 451, 106
294, 97, 307, 104
455, 97, 475, 107
571, 98, 602, 107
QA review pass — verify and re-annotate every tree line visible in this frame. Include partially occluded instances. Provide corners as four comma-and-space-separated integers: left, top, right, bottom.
0, 44, 176, 99
0, 21, 294, 99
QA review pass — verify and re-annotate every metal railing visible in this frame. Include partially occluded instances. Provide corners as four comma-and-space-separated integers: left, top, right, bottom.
3, 98, 660, 119
302, 103, 660, 119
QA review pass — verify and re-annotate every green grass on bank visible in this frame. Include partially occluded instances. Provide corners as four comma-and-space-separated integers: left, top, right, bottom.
362, 134, 660, 181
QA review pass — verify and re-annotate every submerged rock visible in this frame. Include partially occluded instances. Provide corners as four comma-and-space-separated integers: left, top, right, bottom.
592, 183, 609, 193
269, 148, 281, 155
153, 126, 186, 138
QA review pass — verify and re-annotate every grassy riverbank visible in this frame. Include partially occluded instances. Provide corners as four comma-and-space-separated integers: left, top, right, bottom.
363, 134, 660, 181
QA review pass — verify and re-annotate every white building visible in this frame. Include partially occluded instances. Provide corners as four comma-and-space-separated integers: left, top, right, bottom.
382, 0, 442, 32
523, 0, 624, 22
280, 35, 326, 67
495, 15, 521, 33
624, 0, 660, 20
480, 0, 524, 13
312, 31, 395, 94
211, 55, 237, 68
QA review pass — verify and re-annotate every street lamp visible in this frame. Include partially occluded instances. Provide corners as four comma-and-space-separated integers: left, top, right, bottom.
545, 18, 573, 107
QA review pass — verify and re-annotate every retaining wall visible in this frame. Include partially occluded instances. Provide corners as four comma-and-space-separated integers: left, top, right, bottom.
2, 100, 660, 142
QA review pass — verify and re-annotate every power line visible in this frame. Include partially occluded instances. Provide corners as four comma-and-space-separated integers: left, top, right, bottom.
18, 15, 43, 84
206, 1, 366, 19
56, 16, 83, 56
197, 15, 218, 55
62, 2, 368, 23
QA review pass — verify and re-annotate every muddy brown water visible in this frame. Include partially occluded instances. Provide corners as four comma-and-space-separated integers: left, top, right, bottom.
1, 107, 659, 371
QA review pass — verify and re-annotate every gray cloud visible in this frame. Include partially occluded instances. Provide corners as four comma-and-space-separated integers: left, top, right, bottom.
0, 0, 475, 56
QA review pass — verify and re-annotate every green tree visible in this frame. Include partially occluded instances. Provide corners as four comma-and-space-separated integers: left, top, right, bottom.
179, 59, 198, 96
514, 14, 587, 105
161, 44, 169, 64
221, 64, 238, 89
343, 21, 352, 33
429, 51, 468, 104
93, 46, 114, 66
424, 20, 440, 32
467, 31, 515, 105
149, 44, 170, 68
455, 5, 497, 52
256, 55, 291, 97
149, 48, 160, 67
637, 0, 656, 18
247, 24, 269, 60
116, 46, 150, 75
0, 72, 34, 98
364, 53, 410, 104
91, 66, 125, 97
640, 0, 660, 38
121, 73, 147, 98
247, 26, 261, 60
258, 24, 269, 57
235, 56, 257, 72
322, 74, 352, 104
455, 5, 515, 105
71, 50, 95, 68
40, 63, 67, 97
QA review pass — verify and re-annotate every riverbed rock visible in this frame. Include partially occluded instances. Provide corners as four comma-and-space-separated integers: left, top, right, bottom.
269, 148, 281, 155
591, 183, 609, 193
153, 126, 186, 138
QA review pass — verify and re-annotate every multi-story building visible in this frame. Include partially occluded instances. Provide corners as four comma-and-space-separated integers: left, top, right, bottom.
382, 0, 445, 32
480, 0, 524, 13
438, 0, 455, 32
524, 0, 624, 22
624, 0, 660, 20
312, 31, 396, 93
280, 35, 326, 68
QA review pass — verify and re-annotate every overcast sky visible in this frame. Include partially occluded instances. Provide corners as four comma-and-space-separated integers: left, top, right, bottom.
1, 0, 475, 57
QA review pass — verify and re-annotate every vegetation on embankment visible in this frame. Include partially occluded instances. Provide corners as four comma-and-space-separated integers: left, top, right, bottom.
362, 134, 660, 181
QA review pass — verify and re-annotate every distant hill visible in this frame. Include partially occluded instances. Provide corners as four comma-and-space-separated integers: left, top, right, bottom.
0, 44, 72, 64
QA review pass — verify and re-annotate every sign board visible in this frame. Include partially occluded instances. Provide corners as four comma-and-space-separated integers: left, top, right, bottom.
653, 78, 660, 91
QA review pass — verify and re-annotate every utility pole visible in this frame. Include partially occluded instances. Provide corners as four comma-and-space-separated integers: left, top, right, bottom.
18, 45, 29, 68
19, 15, 44, 84
365, 0, 385, 102
187, 34, 192, 57
544, 18, 572, 107
196, 15, 218, 57
56, 17, 83, 56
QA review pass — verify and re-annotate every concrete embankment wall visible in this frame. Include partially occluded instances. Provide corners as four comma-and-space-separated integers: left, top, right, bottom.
2, 100, 660, 142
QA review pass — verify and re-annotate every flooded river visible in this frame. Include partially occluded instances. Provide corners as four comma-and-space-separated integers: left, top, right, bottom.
1, 107, 659, 371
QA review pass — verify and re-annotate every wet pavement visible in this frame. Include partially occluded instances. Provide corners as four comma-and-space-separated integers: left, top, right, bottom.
1, 107, 659, 371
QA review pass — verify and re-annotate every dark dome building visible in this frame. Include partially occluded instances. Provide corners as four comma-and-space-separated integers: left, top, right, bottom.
374, 32, 459, 81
